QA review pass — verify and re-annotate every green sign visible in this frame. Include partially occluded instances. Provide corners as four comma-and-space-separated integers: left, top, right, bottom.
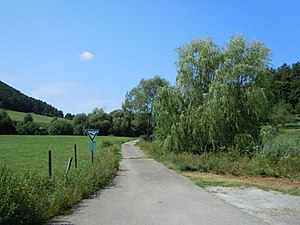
89, 142, 97, 152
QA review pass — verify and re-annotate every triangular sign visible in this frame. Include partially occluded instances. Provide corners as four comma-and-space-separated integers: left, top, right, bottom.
85, 129, 99, 142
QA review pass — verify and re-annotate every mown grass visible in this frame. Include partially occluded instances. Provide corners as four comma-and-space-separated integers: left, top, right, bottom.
0, 135, 131, 175
6, 110, 67, 125
0, 135, 134, 225
274, 114, 300, 144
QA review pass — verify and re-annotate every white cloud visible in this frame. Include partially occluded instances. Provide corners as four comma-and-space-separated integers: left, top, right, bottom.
79, 51, 94, 61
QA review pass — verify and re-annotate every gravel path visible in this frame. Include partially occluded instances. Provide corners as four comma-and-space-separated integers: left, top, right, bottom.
206, 186, 300, 225
48, 140, 266, 225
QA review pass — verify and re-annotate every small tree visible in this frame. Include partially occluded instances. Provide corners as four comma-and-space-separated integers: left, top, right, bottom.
88, 108, 111, 135
73, 113, 88, 135
272, 102, 295, 127
48, 118, 74, 135
0, 110, 16, 134
24, 113, 33, 124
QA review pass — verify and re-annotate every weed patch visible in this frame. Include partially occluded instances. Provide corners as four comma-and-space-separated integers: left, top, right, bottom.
137, 140, 300, 194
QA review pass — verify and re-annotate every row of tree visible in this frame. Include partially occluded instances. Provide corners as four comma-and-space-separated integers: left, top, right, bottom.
0, 108, 149, 136
0, 81, 64, 117
264, 62, 300, 113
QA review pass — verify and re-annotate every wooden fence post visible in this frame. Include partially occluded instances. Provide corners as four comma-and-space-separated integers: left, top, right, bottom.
74, 144, 77, 169
48, 150, 52, 178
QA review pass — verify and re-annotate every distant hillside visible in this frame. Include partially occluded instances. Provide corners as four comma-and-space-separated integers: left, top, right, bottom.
6, 110, 67, 125
0, 81, 63, 117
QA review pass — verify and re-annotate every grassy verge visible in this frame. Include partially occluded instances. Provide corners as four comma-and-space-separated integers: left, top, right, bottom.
0, 135, 133, 225
137, 140, 300, 196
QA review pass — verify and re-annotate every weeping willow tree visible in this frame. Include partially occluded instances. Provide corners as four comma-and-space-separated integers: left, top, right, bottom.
155, 35, 271, 154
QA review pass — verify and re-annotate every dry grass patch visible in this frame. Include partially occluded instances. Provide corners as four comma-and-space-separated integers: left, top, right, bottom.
182, 171, 300, 196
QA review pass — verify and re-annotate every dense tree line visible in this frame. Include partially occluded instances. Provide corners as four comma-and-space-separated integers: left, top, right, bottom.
265, 62, 300, 113
0, 81, 63, 117
0, 107, 158, 136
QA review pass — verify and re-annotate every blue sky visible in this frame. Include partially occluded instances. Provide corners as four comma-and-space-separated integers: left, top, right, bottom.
0, 0, 299, 114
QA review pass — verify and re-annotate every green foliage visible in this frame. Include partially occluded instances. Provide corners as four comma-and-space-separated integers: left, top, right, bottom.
138, 140, 300, 180
15, 113, 44, 135
109, 110, 135, 137
16, 121, 40, 135
271, 101, 296, 127
265, 62, 300, 113
48, 118, 74, 135
259, 125, 277, 144
73, 113, 88, 135
0, 109, 16, 134
24, 113, 33, 123
88, 108, 111, 135
155, 35, 271, 153
123, 75, 169, 136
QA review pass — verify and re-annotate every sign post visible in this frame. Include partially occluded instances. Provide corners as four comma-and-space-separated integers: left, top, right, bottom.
85, 129, 99, 164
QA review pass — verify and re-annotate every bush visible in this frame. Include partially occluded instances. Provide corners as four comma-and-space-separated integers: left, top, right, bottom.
0, 110, 16, 134
48, 119, 74, 135
138, 140, 300, 180
16, 122, 40, 135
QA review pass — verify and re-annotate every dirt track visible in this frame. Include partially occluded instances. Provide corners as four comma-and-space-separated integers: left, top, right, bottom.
206, 186, 300, 225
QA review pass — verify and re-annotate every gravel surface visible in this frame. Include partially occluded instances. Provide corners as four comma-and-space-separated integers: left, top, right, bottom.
206, 186, 300, 225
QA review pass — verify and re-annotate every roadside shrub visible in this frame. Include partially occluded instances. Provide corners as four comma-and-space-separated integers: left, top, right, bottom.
138, 140, 300, 180
0, 169, 43, 225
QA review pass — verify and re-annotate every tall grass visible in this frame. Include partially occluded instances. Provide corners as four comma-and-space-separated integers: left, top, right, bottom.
138, 140, 300, 180
0, 141, 123, 225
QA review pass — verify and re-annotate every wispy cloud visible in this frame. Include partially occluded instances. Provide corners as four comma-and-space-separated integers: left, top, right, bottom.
31, 83, 77, 99
78, 99, 121, 112
79, 51, 94, 61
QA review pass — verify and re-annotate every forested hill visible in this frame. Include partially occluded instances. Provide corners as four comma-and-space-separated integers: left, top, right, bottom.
0, 81, 63, 117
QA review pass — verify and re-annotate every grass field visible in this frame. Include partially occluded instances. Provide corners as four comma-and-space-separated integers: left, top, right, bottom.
6, 110, 68, 125
274, 114, 300, 144
0, 135, 134, 225
0, 135, 133, 176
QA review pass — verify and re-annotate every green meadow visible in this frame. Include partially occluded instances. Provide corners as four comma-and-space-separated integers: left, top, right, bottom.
0, 135, 134, 225
0, 135, 132, 176
6, 110, 67, 125
274, 114, 300, 144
